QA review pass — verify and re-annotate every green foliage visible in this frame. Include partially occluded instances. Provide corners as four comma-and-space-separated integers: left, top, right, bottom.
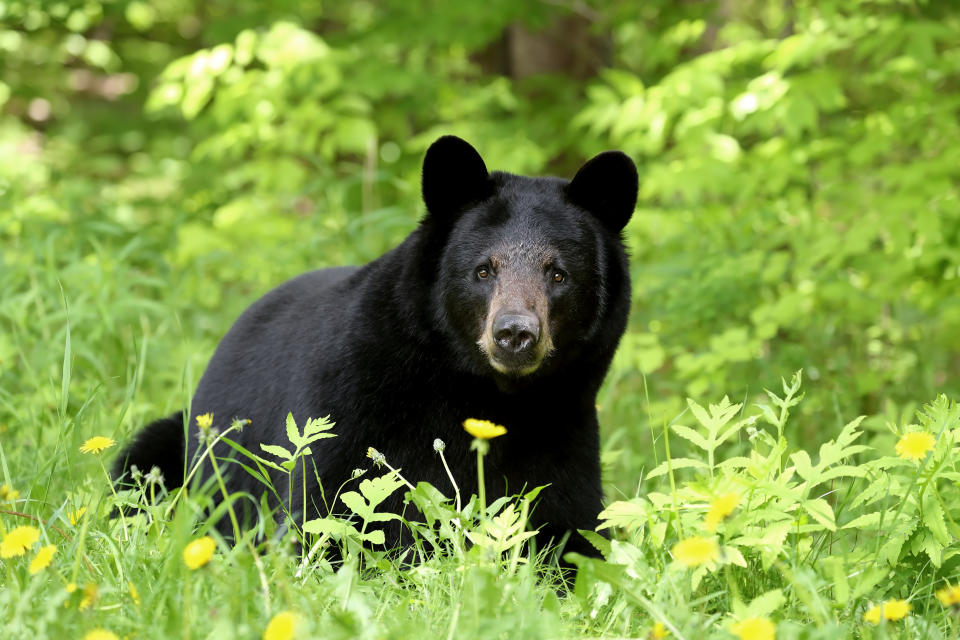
2, 0, 960, 638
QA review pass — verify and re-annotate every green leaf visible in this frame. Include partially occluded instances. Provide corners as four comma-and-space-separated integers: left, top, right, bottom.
671, 424, 710, 451
646, 457, 708, 479
801, 498, 836, 531
285, 412, 299, 448
260, 443, 292, 461
597, 499, 650, 531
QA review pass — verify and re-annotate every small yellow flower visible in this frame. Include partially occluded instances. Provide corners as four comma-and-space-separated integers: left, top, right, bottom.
649, 621, 670, 639
0, 483, 20, 501
68, 507, 87, 526
79, 436, 116, 455
196, 413, 213, 430
705, 492, 739, 531
128, 581, 141, 606
0, 525, 41, 558
183, 536, 216, 570
463, 418, 507, 440
671, 536, 719, 568
263, 610, 299, 640
78, 583, 98, 610
895, 431, 935, 461
864, 599, 910, 624
730, 617, 775, 640
936, 583, 960, 607
29, 544, 57, 574
66, 582, 78, 593
84, 630, 119, 640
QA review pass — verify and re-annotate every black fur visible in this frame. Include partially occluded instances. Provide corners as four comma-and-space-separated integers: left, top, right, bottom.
115, 137, 638, 557
113, 411, 185, 490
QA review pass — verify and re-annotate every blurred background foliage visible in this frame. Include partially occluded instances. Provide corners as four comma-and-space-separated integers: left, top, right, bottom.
1, 0, 959, 493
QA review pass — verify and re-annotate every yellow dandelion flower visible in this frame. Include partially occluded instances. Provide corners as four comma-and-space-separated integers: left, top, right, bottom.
66, 582, 78, 593
0, 525, 41, 558
84, 629, 119, 640
649, 621, 670, 639
671, 536, 718, 568
183, 536, 216, 570
705, 492, 739, 531
864, 599, 910, 624
263, 610, 299, 640
79, 436, 116, 455
936, 584, 960, 607
29, 544, 57, 574
0, 483, 20, 501
881, 599, 910, 621
78, 583, 98, 610
196, 413, 213, 430
730, 617, 775, 640
463, 418, 507, 440
68, 507, 87, 526
895, 431, 935, 461
128, 581, 141, 606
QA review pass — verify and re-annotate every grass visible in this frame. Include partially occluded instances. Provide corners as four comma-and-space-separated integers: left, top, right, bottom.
3, 202, 960, 640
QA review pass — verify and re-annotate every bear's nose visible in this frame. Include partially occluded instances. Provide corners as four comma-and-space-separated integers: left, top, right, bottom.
493, 313, 540, 354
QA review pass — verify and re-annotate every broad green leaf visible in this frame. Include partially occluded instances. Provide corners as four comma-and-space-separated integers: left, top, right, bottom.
260, 443, 292, 461
646, 457, 709, 479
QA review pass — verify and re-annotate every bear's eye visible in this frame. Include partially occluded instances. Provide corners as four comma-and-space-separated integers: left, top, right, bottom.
476, 266, 490, 280
552, 270, 566, 284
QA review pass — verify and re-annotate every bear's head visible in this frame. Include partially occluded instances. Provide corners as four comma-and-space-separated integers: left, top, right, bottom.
421, 136, 638, 386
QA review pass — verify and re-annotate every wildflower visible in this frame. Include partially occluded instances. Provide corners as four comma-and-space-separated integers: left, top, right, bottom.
183, 536, 216, 569
29, 544, 57, 574
936, 583, 960, 607
351, 468, 365, 479
0, 483, 20, 501
78, 583, 98, 610
895, 431, 935, 461
704, 493, 739, 531
649, 621, 670, 639
263, 610, 299, 640
0, 525, 40, 558
68, 507, 87, 526
463, 418, 507, 440
128, 581, 141, 606
196, 413, 214, 430
864, 599, 910, 624
83, 629, 119, 640
79, 436, 116, 455
144, 465, 165, 487
433, 438, 446, 453
366, 447, 386, 468
671, 536, 718, 568
730, 617, 775, 640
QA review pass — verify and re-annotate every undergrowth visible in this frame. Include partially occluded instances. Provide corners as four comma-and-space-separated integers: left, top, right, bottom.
3, 368, 960, 639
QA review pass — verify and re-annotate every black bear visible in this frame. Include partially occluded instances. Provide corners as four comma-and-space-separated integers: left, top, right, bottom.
115, 136, 637, 559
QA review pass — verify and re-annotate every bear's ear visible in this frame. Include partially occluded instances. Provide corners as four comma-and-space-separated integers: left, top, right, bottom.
422, 136, 491, 217
566, 151, 638, 232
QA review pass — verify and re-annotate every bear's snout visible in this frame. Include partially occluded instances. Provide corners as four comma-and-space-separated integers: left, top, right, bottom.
493, 312, 540, 355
